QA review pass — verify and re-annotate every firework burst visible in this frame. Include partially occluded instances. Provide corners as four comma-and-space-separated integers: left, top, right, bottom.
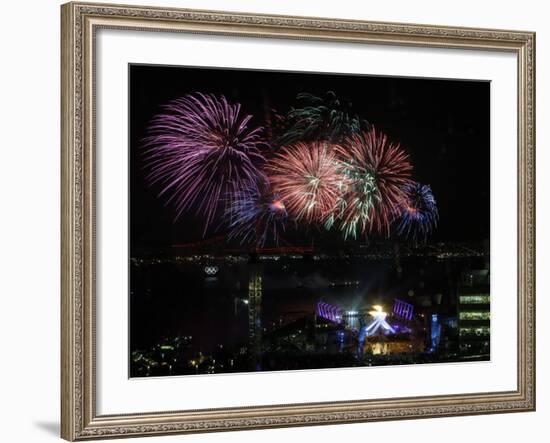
325, 161, 378, 240
267, 141, 343, 224
396, 182, 438, 243
143, 93, 266, 232
276, 91, 370, 146
225, 184, 288, 247
341, 128, 413, 236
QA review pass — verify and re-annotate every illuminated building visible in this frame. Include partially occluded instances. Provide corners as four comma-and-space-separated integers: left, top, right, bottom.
342, 310, 360, 331
365, 340, 413, 356
248, 263, 263, 370
458, 269, 490, 355
429, 314, 441, 352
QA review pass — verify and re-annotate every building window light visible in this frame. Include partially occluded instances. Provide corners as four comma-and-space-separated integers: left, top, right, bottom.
459, 311, 490, 321
459, 295, 490, 304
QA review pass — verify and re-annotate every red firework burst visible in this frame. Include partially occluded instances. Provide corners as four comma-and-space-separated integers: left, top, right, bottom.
342, 128, 413, 236
267, 141, 344, 223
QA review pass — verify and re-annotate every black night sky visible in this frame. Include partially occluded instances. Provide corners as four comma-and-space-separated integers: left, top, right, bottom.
130, 64, 490, 253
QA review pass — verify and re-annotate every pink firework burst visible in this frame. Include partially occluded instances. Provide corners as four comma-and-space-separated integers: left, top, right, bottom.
342, 128, 413, 236
142, 93, 266, 233
267, 141, 344, 224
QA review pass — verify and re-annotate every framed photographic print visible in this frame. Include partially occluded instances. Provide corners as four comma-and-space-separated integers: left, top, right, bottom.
61, 2, 536, 440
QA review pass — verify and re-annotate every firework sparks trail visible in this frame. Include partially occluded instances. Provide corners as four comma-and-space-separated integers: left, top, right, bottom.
396, 182, 439, 243
267, 141, 344, 224
225, 184, 288, 247
143, 93, 266, 233
341, 128, 413, 236
325, 159, 378, 240
276, 91, 370, 146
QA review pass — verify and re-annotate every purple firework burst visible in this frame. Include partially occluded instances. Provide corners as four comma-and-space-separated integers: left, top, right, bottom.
225, 184, 288, 247
396, 182, 438, 243
143, 93, 266, 233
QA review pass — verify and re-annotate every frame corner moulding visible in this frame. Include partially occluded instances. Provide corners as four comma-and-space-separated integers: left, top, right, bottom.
61, 1, 536, 440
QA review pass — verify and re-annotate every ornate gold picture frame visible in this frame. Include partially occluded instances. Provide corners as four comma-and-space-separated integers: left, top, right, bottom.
61, 2, 535, 440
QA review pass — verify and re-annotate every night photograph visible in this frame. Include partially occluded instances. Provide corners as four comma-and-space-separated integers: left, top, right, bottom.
129, 64, 490, 378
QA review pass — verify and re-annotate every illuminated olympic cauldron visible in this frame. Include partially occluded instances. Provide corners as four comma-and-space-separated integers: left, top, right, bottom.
364, 305, 396, 336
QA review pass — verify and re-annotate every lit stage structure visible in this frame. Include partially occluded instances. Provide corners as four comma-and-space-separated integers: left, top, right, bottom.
356, 305, 396, 354
316, 301, 397, 335
315, 300, 420, 356
316, 301, 342, 323
392, 299, 414, 321
429, 314, 441, 352
357, 318, 368, 354
364, 305, 396, 336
